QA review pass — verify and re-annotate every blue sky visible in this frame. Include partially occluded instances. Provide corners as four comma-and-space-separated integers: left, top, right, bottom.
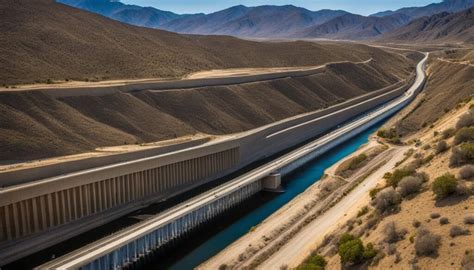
121, 0, 440, 15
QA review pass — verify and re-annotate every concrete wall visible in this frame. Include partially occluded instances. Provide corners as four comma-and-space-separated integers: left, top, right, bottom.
0, 138, 210, 187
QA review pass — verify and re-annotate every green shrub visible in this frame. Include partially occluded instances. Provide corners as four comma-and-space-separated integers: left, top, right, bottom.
432, 173, 458, 199
386, 167, 416, 188
308, 254, 327, 269
297, 263, 323, 270
339, 238, 365, 264
370, 187, 383, 200
454, 127, 474, 145
363, 243, 377, 259
339, 233, 355, 246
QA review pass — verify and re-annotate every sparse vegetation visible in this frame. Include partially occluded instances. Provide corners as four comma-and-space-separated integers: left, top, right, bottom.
430, 213, 441, 219
459, 165, 474, 179
449, 225, 470, 238
432, 173, 458, 199
450, 143, 474, 166
338, 234, 377, 265
465, 215, 474, 225
297, 254, 327, 270
386, 167, 416, 188
383, 222, 407, 243
357, 206, 369, 217
454, 127, 474, 145
397, 176, 423, 197
412, 219, 421, 228
377, 128, 400, 144
415, 228, 441, 256
456, 109, 474, 129
436, 140, 449, 154
374, 187, 400, 213
442, 128, 456, 139
439, 217, 449, 225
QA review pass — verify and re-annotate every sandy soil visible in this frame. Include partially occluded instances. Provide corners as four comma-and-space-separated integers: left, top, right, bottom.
199, 137, 405, 269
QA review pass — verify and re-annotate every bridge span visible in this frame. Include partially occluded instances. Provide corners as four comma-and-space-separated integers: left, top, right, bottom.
37, 54, 428, 269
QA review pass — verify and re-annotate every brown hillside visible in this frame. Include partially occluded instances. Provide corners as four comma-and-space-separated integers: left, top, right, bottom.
395, 49, 474, 135
0, 53, 416, 162
380, 8, 474, 43
2, 0, 385, 85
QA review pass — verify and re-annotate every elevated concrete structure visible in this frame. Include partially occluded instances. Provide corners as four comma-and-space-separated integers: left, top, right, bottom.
38, 54, 428, 270
0, 55, 425, 266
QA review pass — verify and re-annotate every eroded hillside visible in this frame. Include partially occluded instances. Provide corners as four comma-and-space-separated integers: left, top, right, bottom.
0, 50, 417, 161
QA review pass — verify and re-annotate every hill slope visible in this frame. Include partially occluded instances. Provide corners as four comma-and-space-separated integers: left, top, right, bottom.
371, 0, 474, 19
299, 13, 411, 40
57, 0, 183, 27
0, 0, 381, 85
380, 8, 474, 43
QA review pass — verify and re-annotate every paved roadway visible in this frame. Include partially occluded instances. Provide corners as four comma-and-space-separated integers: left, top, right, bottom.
39, 53, 427, 269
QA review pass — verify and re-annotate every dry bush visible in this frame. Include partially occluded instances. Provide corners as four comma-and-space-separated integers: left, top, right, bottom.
415, 228, 441, 256
374, 187, 400, 213
456, 182, 471, 196
397, 176, 423, 197
465, 215, 474, 225
442, 128, 456, 139
383, 222, 407, 243
450, 143, 474, 166
386, 243, 397, 255
459, 165, 474, 180
439, 217, 449, 225
462, 250, 474, 270
436, 140, 449, 154
450, 225, 470, 238
454, 127, 474, 145
412, 219, 421, 228
430, 213, 441, 219
456, 109, 474, 129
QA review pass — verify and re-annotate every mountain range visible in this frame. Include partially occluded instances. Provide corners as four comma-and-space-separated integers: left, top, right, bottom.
56, 0, 474, 41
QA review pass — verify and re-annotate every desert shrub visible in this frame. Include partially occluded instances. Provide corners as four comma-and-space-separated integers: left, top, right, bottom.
387, 167, 416, 188
377, 128, 400, 144
357, 206, 369, 217
349, 154, 367, 170
369, 187, 383, 200
363, 243, 377, 260
412, 219, 421, 228
414, 171, 429, 182
439, 217, 449, 225
415, 228, 441, 256
462, 250, 474, 270
298, 254, 327, 270
219, 264, 228, 270
456, 182, 471, 196
456, 109, 474, 129
430, 213, 441, 219
308, 254, 327, 269
374, 187, 401, 213
386, 243, 397, 255
459, 165, 474, 179
432, 173, 458, 199
397, 176, 423, 197
451, 143, 474, 166
442, 128, 456, 139
454, 127, 474, 145
436, 140, 449, 154
296, 263, 321, 270
422, 144, 431, 150
339, 233, 355, 246
450, 225, 470, 238
464, 215, 474, 225
383, 222, 407, 243
339, 237, 365, 264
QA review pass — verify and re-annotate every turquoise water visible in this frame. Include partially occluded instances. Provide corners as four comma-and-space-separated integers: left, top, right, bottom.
169, 123, 383, 270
